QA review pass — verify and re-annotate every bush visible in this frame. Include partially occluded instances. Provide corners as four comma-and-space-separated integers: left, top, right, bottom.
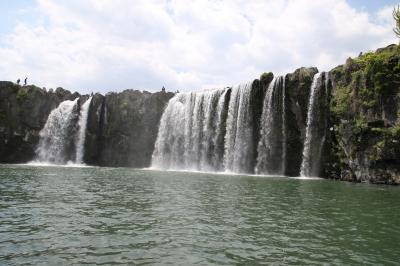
331, 45, 400, 117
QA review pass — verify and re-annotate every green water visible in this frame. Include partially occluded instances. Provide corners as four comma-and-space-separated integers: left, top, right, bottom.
0, 164, 399, 265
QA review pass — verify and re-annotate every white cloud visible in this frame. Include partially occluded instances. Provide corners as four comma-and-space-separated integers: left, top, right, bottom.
0, 0, 397, 93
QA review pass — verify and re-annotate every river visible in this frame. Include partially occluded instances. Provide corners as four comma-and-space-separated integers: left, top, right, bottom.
0, 164, 399, 265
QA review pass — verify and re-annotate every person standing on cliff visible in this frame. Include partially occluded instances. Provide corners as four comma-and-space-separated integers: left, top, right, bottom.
24, 78, 27, 86
16, 79, 20, 85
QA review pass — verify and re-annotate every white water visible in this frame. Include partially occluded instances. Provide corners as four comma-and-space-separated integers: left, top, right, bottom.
75, 97, 92, 164
300, 72, 324, 177
223, 82, 254, 173
152, 82, 255, 173
152, 88, 229, 171
255, 76, 286, 175
35, 98, 79, 164
25, 161, 91, 168
152, 73, 328, 177
281, 76, 287, 174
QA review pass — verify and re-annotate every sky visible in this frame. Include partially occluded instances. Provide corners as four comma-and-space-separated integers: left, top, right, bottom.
0, 0, 399, 93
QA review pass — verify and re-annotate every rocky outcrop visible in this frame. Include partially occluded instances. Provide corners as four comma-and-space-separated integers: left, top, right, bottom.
249, 73, 273, 171
326, 44, 400, 184
250, 68, 319, 176
0, 68, 325, 175
284, 67, 318, 176
0, 83, 174, 167
0, 82, 76, 162
0, 44, 399, 184
85, 90, 174, 167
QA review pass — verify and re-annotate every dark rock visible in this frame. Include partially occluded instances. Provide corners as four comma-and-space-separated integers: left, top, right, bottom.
0, 43, 399, 184
326, 44, 400, 184
249, 74, 273, 172
0, 82, 174, 166
85, 90, 174, 167
0, 82, 74, 163
284, 67, 318, 176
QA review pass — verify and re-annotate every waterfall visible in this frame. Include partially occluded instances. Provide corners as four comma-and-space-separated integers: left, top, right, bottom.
34, 96, 93, 165
281, 77, 287, 174
300, 72, 328, 177
152, 82, 255, 173
223, 82, 254, 173
152, 73, 328, 176
152, 88, 230, 171
35, 98, 79, 164
255, 76, 286, 175
75, 97, 92, 164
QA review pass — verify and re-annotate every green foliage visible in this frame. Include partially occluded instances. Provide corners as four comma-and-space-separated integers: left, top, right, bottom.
354, 117, 368, 133
331, 45, 400, 178
368, 124, 400, 162
331, 85, 352, 117
121, 101, 129, 109
260, 72, 273, 83
331, 45, 400, 117
16, 88, 29, 101
390, 124, 400, 137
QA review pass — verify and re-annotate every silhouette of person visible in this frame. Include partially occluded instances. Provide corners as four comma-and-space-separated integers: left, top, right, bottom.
17, 79, 20, 85
162, 86, 165, 92
24, 77, 27, 86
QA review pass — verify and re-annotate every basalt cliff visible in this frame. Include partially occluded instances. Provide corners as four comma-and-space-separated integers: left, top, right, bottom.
0, 44, 399, 184
0, 84, 174, 168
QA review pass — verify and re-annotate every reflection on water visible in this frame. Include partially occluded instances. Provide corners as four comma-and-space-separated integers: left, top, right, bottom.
0, 164, 399, 265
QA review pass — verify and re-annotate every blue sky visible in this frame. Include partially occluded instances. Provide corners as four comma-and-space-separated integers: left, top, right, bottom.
0, 0, 398, 93
0, 1, 36, 36
348, 0, 399, 12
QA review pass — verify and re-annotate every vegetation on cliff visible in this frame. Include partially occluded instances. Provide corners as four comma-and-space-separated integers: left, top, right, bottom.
1, 44, 399, 184
329, 44, 400, 183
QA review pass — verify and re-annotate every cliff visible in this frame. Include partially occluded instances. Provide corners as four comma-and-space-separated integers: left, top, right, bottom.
0, 44, 399, 184
326, 44, 400, 184
84, 90, 174, 167
250, 67, 318, 176
0, 82, 78, 162
0, 83, 174, 167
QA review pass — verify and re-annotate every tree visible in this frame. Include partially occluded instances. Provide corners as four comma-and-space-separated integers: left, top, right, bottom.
393, 5, 400, 38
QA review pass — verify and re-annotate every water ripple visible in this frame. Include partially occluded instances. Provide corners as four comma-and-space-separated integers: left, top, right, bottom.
0, 164, 400, 265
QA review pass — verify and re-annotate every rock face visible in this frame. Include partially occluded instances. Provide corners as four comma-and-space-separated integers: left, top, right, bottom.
0, 44, 399, 184
0, 83, 174, 167
285, 67, 319, 176
0, 82, 76, 163
84, 90, 174, 168
150, 69, 316, 175
252, 68, 318, 176
326, 44, 400, 184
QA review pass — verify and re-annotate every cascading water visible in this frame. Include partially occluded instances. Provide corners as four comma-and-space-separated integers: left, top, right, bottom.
152, 82, 255, 173
281, 77, 287, 174
152, 88, 230, 171
152, 72, 327, 177
35, 98, 79, 164
75, 97, 92, 164
255, 76, 286, 175
300, 72, 329, 177
223, 82, 254, 173
34, 96, 93, 165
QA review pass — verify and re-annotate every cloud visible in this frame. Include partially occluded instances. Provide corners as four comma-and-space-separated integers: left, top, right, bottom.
0, 0, 397, 93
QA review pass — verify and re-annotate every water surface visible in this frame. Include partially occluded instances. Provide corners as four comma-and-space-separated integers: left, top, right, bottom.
0, 164, 399, 265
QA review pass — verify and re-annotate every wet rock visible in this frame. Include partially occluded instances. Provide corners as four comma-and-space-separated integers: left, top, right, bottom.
86, 89, 174, 167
